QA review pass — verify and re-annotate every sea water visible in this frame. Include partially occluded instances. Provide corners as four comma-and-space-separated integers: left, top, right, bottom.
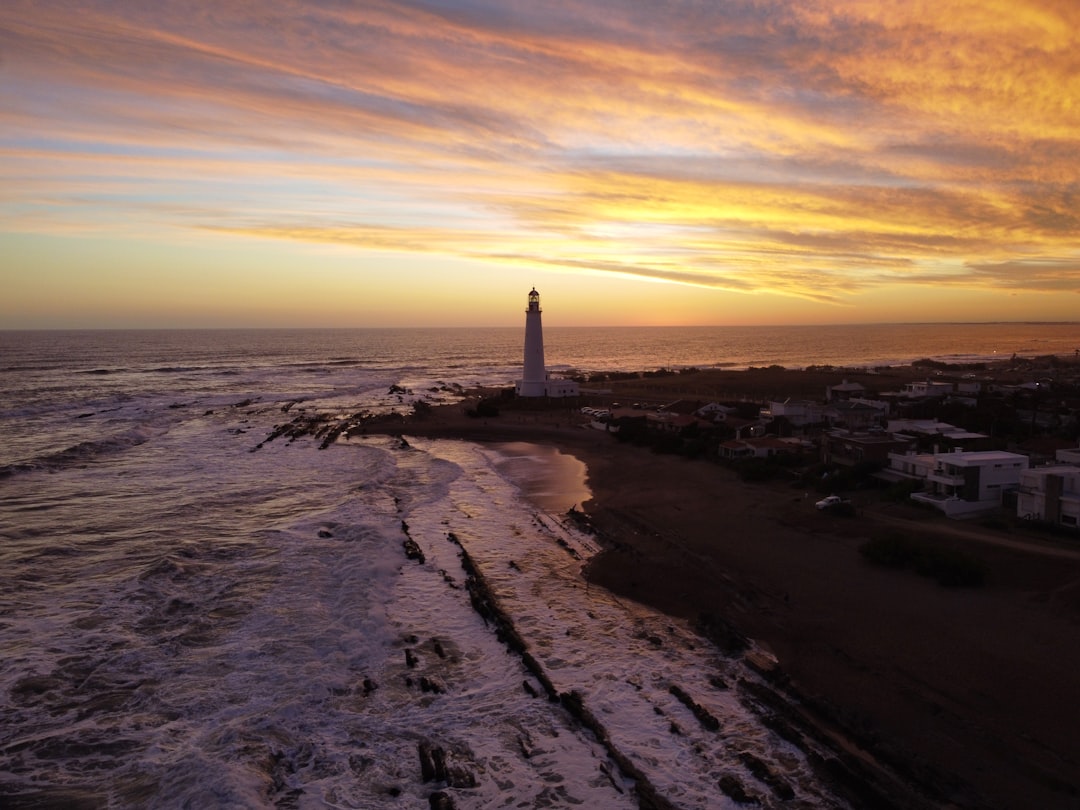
1, 324, 1077, 808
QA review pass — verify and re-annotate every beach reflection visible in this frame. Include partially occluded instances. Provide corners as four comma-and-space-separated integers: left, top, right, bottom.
491, 441, 590, 512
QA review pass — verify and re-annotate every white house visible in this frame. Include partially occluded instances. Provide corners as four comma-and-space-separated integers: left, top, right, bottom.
761, 399, 824, 427
1017, 466, 1080, 529
887, 448, 1028, 518
1057, 446, 1080, 466
885, 419, 988, 446
696, 402, 738, 420
900, 380, 954, 398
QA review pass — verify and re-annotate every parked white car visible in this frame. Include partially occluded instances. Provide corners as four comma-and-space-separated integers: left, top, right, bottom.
815, 495, 843, 510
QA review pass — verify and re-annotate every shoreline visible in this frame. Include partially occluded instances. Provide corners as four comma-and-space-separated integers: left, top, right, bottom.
361, 398, 1080, 809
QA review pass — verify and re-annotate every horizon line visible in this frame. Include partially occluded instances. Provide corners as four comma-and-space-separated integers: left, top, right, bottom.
3, 320, 1080, 333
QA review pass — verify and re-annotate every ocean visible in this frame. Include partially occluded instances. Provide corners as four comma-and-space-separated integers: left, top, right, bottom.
1, 323, 1077, 808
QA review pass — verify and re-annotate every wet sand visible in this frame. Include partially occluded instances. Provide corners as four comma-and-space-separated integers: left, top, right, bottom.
488, 441, 590, 513
373, 402, 1080, 809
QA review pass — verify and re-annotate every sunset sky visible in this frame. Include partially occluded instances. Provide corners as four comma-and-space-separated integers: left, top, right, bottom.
2, 0, 1079, 328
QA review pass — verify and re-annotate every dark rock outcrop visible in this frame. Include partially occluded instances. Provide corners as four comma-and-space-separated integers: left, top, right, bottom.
418, 741, 475, 789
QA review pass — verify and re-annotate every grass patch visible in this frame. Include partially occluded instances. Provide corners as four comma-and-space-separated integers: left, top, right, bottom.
859, 532, 986, 587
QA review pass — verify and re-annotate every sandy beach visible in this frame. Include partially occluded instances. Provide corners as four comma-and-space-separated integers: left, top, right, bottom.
375, 397, 1080, 809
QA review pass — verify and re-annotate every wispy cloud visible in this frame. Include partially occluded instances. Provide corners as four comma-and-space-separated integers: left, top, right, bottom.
3, 0, 1079, 309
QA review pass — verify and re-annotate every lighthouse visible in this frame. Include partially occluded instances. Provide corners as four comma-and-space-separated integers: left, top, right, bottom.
514, 288, 579, 398
517, 288, 547, 396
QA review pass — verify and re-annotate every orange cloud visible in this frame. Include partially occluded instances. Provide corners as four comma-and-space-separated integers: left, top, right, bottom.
2, 0, 1079, 323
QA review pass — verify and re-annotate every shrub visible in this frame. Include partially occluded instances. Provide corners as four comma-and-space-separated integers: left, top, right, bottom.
915, 548, 986, 587
466, 399, 500, 418
612, 416, 650, 444
859, 532, 912, 568
859, 532, 985, 587
651, 433, 684, 455
912, 358, 950, 370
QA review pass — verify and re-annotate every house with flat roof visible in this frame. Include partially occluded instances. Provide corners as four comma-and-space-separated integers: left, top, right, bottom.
761, 399, 824, 427
826, 400, 886, 432
1017, 466, 1080, 530
826, 379, 867, 401
824, 431, 915, 467
885, 419, 989, 451
1057, 446, 1080, 466
719, 437, 804, 460
900, 380, 954, 398
886, 419, 961, 436
887, 448, 1028, 518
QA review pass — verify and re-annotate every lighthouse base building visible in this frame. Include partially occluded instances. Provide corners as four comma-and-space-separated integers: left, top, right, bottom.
514, 288, 579, 398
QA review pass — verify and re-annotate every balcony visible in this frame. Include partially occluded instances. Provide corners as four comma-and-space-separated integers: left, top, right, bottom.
927, 469, 964, 487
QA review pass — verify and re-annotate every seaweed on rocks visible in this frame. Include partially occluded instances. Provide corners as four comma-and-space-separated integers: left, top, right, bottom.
738, 751, 795, 800
417, 741, 475, 788
418, 676, 445, 694
560, 691, 679, 810
318, 420, 351, 449
251, 408, 396, 450
450, 531, 558, 700
401, 520, 426, 563
668, 684, 721, 732
708, 674, 729, 691
402, 539, 425, 563
447, 529, 688, 810
718, 774, 761, 805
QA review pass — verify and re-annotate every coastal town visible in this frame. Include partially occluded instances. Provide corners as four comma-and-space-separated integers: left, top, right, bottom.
480, 354, 1080, 533
479, 288, 1080, 535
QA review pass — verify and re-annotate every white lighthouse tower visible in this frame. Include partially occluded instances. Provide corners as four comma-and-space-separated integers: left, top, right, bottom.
514, 288, 579, 398
516, 288, 548, 397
